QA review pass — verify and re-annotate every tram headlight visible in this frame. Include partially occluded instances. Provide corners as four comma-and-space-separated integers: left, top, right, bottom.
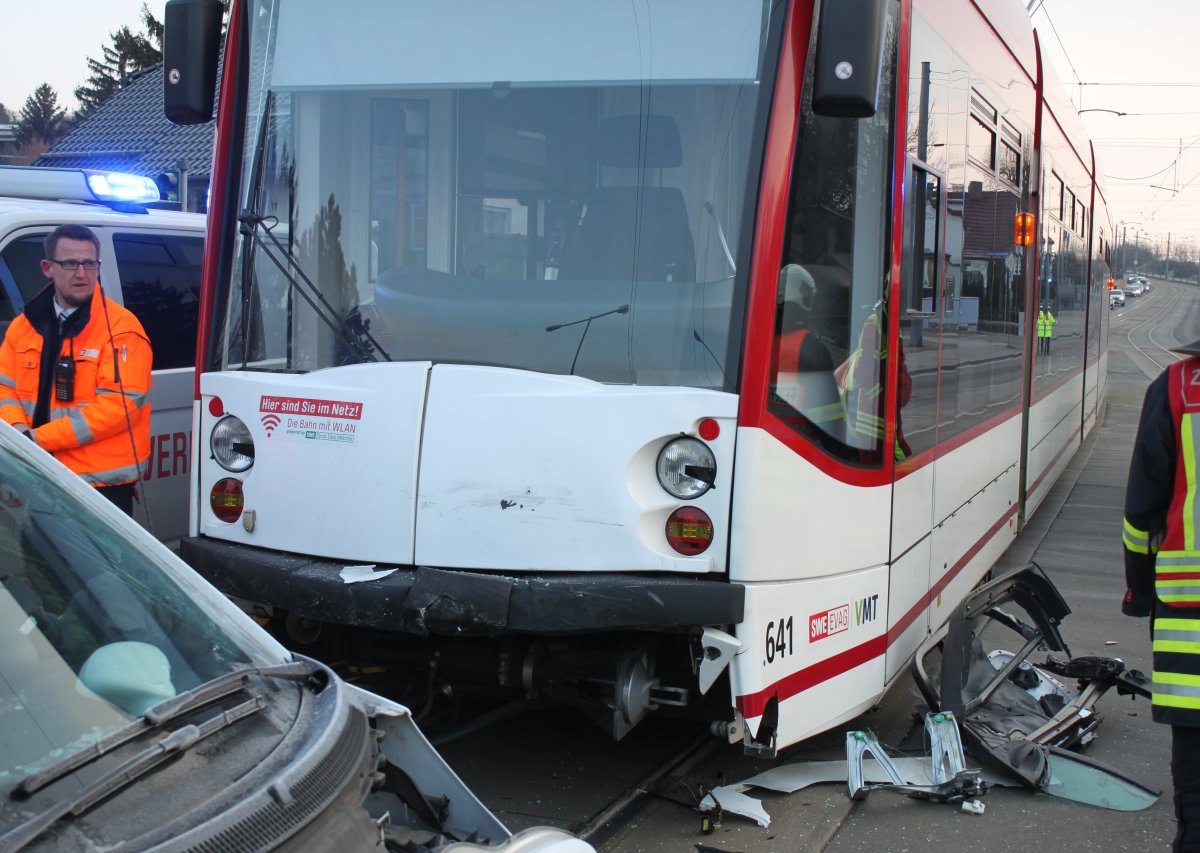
211, 415, 255, 472
656, 437, 716, 500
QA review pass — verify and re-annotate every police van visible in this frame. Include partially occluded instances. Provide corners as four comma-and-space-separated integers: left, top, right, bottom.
0, 165, 204, 545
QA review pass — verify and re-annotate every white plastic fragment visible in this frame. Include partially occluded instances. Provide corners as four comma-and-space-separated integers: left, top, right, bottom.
961, 799, 986, 815
698, 788, 771, 828
339, 564, 397, 584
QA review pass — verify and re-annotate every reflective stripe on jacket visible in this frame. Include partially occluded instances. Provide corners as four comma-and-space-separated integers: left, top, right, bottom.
0, 285, 152, 487
1125, 357, 1200, 723
774, 329, 845, 428
1157, 359, 1200, 606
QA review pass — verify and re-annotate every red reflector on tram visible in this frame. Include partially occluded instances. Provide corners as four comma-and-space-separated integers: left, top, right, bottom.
699, 418, 720, 441
665, 506, 714, 556
208, 396, 225, 417
210, 477, 244, 522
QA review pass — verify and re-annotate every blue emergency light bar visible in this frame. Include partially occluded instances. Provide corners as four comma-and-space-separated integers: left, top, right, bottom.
0, 166, 162, 207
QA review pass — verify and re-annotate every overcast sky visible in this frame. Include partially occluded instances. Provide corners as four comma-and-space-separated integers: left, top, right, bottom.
2, 0, 1196, 250
1034, 0, 1200, 258
1, 0, 161, 116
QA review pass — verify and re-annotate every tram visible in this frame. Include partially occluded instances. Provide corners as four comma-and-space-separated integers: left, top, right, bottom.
164, 0, 1113, 753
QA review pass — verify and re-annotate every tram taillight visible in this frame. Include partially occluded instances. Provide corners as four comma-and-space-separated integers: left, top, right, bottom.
210, 478, 244, 523
665, 506, 713, 556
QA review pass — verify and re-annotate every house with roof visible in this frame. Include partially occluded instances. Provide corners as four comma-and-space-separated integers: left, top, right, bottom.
34, 65, 214, 212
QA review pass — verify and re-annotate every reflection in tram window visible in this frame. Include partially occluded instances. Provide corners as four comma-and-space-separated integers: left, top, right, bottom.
769, 7, 898, 465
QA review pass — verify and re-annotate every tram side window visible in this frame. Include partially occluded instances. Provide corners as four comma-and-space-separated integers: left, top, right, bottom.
113, 234, 203, 370
768, 0, 899, 465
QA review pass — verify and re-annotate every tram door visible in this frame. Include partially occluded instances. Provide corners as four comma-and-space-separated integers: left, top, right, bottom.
886, 160, 943, 682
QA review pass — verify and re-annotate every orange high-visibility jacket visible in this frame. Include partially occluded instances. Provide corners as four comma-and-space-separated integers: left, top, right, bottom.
0, 285, 152, 487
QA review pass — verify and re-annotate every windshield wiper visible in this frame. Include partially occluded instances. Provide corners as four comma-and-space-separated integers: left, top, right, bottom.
1, 696, 265, 851
237, 211, 393, 364
12, 659, 323, 799
545, 303, 629, 375
237, 90, 273, 368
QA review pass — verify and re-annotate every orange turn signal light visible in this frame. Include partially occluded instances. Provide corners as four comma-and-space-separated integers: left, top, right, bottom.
1014, 212, 1035, 247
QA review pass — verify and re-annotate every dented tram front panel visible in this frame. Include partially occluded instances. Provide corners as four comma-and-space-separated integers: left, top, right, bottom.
177, 0, 1110, 750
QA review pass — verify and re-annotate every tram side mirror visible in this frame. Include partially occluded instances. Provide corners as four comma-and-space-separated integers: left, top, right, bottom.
164, 0, 224, 125
811, 0, 887, 118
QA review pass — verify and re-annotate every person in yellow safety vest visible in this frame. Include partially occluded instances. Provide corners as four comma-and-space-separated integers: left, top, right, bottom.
1037, 303, 1057, 355
1123, 336, 1200, 851
836, 304, 912, 464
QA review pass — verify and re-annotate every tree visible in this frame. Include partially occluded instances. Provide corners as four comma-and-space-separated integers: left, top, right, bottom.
14, 84, 67, 147
74, 4, 163, 116
0, 103, 10, 124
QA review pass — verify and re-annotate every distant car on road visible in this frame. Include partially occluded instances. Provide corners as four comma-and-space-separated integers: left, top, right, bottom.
1126, 283, 1144, 297
1110, 289, 1126, 307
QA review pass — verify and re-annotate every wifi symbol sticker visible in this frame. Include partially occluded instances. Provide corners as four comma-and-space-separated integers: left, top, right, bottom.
261, 413, 281, 436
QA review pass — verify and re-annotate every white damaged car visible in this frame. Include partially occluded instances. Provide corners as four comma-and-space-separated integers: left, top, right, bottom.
0, 422, 591, 852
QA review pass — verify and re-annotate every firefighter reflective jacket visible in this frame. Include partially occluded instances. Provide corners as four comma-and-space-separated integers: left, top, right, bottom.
773, 328, 845, 430
0, 284, 152, 488
1124, 357, 1200, 725
839, 310, 912, 461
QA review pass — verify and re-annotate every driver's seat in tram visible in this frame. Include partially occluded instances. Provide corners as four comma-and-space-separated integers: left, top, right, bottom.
559, 115, 695, 283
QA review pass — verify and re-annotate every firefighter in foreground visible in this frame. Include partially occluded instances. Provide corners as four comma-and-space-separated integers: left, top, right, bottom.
0, 224, 152, 514
1123, 338, 1200, 852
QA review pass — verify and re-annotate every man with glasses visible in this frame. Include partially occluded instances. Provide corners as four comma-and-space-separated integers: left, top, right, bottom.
0, 224, 152, 514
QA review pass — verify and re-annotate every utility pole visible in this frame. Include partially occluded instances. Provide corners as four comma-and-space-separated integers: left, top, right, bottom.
1121, 225, 1127, 273
1166, 232, 1172, 279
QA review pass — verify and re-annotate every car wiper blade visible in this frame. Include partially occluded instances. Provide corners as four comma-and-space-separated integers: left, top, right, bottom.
1, 697, 264, 852
14, 659, 322, 799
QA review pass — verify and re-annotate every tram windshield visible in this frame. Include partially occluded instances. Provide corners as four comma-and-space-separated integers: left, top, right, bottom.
222, 0, 778, 388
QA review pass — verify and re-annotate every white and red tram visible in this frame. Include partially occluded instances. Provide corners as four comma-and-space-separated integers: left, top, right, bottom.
166, 0, 1114, 752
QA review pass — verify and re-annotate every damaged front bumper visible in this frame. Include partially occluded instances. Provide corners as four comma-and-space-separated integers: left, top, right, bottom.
180, 537, 744, 635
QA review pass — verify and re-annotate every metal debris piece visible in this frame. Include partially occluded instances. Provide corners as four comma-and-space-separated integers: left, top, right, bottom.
846, 712, 986, 804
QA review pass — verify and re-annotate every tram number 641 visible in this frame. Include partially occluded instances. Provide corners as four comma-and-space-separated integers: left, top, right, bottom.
764, 617, 794, 663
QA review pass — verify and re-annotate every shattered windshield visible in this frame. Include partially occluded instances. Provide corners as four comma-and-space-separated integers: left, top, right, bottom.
224, 0, 778, 387
0, 433, 266, 797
